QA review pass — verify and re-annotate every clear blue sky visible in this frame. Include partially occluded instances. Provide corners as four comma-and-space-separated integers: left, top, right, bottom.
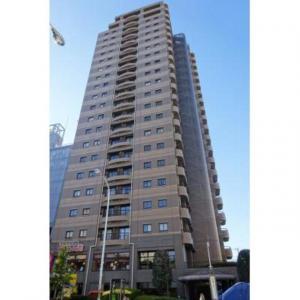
50, 0, 249, 255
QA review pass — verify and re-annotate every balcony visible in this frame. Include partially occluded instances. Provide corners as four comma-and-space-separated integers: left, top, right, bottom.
111, 113, 134, 123
99, 232, 129, 246
101, 209, 130, 223
107, 156, 132, 166
221, 228, 229, 242
121, 33, 138, 43
109, 140, 132, 150
120, 40, 138, 51
182, 232, 194, 246
215, 196, 223, 210
114, 92, 136, 102
218, 211, 226, 225
225, 247, 233, 260
123, 20, 138, 29
123, 14, 139, 23
177, 166, 186, 177
116, 71, 136, 82
107, 173, 132, 183
118, 54, 137, 66
119, 46, 137, 57
176, 148, 184, 158
175, 132, 182, 142
102, 192, 131, 202
110, 127, 133, 138
118, 62, 137, 73
180, 207, 191, 221
115, 80, 136, 90
178, 186, 189, 198
173, 118, 180, 127
172, 105, 179, 114
122, 27, 138, 36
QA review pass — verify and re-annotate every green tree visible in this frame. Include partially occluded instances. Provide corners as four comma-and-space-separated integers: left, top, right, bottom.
50, 246, 75, 300
152, 250, 172, 296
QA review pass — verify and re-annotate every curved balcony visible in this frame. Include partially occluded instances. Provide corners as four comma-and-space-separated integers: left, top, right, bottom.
175, 132, 182, 142
178, 186, 189, 198
120, 40, 138, 51
118, 63, 137, 73
225, 247, 233, 260
212, 181, 220, 190
221, 228, 229, 242
207, 156, 215, 164
218, 211, 226, 225
113, 102, 135, 113
173, 118, 180, 127
177, 166, 186, 177
172, 106, 179, 114
107, 174, 132, 183
117, 71, 136, 82
110, 127, 133, 137
115, 81, 136, 91
107, 156, 132, 166
215, 196, 223, 210
118, 55, 137, 67
119, 47, 137, 58
121, 33, 138, 43
111, 113, 134, 123
180, 207, 191, 221
123, 14, 139, 23
109, 140, 132, 150
122, 27, 138, 36
176, 149, 184, 158
206, 144, 213, 152
182, 232, 194, 246
114, 92, 136, 102
123, 20, 138, 29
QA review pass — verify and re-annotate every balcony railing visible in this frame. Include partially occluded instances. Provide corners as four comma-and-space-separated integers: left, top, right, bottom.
100, 232, 129, 240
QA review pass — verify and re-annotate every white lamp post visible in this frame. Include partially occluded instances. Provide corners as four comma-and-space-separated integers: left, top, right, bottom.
95, 170, 110, 300
206, 241, 218, 300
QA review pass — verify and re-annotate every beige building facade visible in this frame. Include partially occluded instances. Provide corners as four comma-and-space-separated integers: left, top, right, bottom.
51, 2, 232, 298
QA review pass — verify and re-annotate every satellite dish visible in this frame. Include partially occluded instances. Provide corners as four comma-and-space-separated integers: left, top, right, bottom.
50, 24, 65, 46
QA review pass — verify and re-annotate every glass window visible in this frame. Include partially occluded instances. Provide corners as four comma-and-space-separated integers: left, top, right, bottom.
143, 224, 152, 233
69, 209, 78, 217
83, 208, 90, 215
85, 128, 92, 134
144, 115, 151, 121
143, 180, 152, 188
156, 127, 164, 134
104, 73, 110, 77
80, 156, 87, 163
98, 114, 104, 120
158, 199, 167, 208
89, 170, 96, 177
144, 103, 151, 109
144, 161, 152, 169
103, 82, 109, 87
144, 130, 151, 136
138, 251, 155, 269
76, 172, 84, 180
155, 100, 163, 106
145, 71, 151, 75
144, 91, 151, 97
79, 229, 87, 237
73, 190, 81, 198
156, 113, 163, 119
157, 159, 165, 167
91, 154, 99, 161
157, 142, 165, 149
86, 188, 94, 196
155, 89, 162, 94
168, 250, 176, 268
101, 92, 107, 97
65, 231, 73, 239
143, 200, 152, 209
144, 145, 151, 152
145, 81, 151, 86
154, 59, 160, 64
96, 126, 102, 132
154, 68, 161, 73
100, 102, 106, 108
94, 140, 101, 146
83, 142, 90, 148
88, 116, 94, 122
157, 178, 166, 186
90, 105, 96, 110
159, 223, 168, 232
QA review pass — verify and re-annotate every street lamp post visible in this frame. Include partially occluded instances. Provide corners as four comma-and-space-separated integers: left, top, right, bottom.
206, 241, 218, 300
97, 175, 111, 300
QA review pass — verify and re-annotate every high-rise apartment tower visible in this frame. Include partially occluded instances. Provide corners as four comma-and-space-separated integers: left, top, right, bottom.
51, 2, 233, 298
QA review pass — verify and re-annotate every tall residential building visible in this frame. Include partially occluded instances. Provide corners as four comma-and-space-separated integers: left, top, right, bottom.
51, 2, 234, 298
50, 123, 72, 232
